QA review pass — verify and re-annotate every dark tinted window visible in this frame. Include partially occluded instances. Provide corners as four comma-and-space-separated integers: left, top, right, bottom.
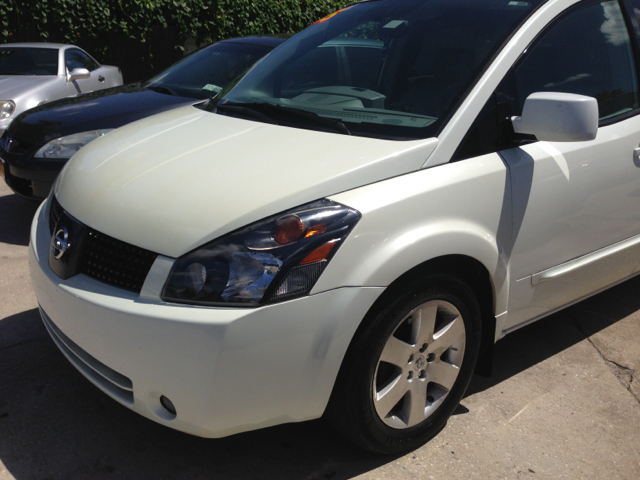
513, 0, 638, 120
217, 0, 545, 140
281, 45, 341, 96
0, 47, 58, 75
455, 0, 640, 161
143, 42, 273, 100
344, 44, 385, 90
281, 38, 384, 96
65, 49, 99, 72
622, 0, 640, 45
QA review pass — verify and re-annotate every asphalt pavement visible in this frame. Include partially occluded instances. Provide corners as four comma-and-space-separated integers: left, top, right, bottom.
1, 181, 639, 479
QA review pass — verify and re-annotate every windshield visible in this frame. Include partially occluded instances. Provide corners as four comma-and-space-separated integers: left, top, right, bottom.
142, 42, 275, 100
214, 0, 545, 140
0, 47, 58, 76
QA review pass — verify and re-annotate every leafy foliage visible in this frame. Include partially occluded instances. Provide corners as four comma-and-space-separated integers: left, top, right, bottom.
0, 0, 351, 53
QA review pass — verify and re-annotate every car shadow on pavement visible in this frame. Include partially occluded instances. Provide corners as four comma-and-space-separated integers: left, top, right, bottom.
465, 274, 640, 398
0, 192, 40, 247
1, 277, 637, 480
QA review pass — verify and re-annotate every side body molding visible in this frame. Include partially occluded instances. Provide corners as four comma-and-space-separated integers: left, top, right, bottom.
531, 234, 640, 285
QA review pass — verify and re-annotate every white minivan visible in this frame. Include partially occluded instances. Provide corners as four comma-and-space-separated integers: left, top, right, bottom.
30, 0, 640, 454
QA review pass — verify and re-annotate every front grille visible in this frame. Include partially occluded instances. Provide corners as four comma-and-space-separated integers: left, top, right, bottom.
80, 229, 158, 293
49, 195, 63, 233
50, 196, 158, 293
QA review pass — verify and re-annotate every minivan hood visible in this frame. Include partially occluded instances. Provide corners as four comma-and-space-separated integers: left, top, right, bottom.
55, 106, 437, 258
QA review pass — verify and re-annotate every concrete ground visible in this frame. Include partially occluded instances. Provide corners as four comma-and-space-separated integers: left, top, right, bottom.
1, 180, 639, 480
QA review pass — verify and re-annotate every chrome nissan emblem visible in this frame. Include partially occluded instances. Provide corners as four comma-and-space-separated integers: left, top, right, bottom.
51, 227, 70, 259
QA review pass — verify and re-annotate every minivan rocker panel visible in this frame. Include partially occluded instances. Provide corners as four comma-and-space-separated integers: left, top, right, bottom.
54, 105, 438, 258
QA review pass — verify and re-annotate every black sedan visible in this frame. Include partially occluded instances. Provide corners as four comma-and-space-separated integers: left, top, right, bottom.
0, 36, 287, 200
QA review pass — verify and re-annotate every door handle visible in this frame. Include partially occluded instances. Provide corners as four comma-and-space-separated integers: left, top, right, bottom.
98, 76, 105, 82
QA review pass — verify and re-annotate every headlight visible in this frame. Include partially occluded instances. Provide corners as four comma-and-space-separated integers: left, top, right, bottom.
0, 100, 15, 119
34, 129, 115, 159
162, 199, 361, 306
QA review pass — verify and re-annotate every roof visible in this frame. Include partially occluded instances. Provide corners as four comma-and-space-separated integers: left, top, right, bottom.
0, 42, 72, 49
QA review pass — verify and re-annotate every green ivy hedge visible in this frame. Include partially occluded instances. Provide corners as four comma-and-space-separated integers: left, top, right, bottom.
0, 0, 351, 53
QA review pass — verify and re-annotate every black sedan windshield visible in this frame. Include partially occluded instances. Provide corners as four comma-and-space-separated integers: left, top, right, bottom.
142, 42, 275, 100
214, 0, 545, 140
0, 47, 58, 75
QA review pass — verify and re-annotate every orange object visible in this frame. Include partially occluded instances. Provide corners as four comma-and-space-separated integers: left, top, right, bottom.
274, 216, 304, 244
300, 241, 337, 265
305, 222, 327, 238
313, 6, 352, 25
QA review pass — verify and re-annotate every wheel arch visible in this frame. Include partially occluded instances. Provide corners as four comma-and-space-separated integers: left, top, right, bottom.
340, 254, 497, 382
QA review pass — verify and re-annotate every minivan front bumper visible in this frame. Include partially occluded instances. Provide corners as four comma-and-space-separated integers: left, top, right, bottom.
29, 201, 383, 438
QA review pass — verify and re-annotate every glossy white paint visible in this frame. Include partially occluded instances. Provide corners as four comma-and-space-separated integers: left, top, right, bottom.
30, 202, 384, 437
511, 92, 599, 142
55, 106, 438, 258
502, 113, 640, 328
321, 152, 511, 318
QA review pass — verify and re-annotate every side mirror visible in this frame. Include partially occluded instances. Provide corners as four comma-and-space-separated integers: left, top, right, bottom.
68, 67, 90, 82
511, 92, 598, 142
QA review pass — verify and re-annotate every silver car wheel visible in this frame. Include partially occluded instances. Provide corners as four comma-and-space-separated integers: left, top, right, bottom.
373, 299, 466, 429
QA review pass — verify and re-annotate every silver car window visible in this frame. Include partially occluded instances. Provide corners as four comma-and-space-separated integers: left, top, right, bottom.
65, 48, 99, 72
0, 47, 58, 76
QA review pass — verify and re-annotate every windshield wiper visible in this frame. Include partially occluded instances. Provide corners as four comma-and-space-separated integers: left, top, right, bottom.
258, 103, 351, 136
145, 85, 179, 96
211, 101, 351, 135
213, 103, 278, 125
216, 102, 350, 135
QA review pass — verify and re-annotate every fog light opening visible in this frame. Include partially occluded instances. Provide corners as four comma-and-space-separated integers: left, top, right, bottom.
160, 395, 177, 415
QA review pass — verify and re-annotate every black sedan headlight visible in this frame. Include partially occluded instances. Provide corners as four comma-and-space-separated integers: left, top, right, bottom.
162, 199, 360, 306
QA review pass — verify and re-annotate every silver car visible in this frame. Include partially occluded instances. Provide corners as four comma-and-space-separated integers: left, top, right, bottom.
0, 43, 123, 134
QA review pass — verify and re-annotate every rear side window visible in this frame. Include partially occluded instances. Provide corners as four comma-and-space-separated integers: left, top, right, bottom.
512, 0, 638, 120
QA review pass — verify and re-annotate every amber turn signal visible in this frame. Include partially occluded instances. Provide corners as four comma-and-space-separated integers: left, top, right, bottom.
300, 241, 337, 265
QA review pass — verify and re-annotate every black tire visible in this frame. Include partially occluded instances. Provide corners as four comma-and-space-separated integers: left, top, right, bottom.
325, 274, 482, 455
